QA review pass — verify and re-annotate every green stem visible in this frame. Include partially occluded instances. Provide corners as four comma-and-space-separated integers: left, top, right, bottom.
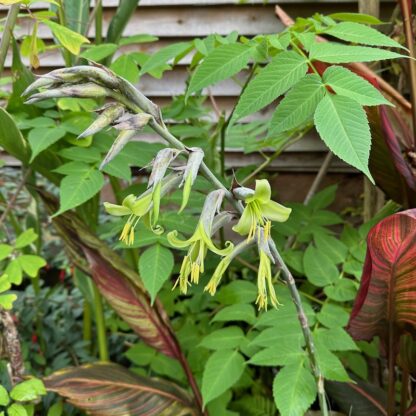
92, 282, 109, 361
56, 0, 72, 67
83, 300, 92, 350
95, 0, 103, 45
0, 3, 20, 74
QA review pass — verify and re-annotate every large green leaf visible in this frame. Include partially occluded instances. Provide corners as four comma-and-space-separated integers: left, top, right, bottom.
269, 74, 325, 135
314, 94, 373, 180
273, 362, 317, 416
138, 244, 174, 304
211, 304, 256, 325
199, 327, 245, 350
348, 210, 416, 345
28, 126, 66, 162
0, 108, 30, 164
323, 66, 391, 106
44, 363, 196, 416
249, 341, 305, 366
309, 42, 404, 64
232, 51, 308, 121
106, 0, 140, 44
201, 350, 245, 406
187, 43, 253, 96
303, 245, 339, 287
323, 22, 404, 50
42, 20, 90, 55
54, 166, 104, 216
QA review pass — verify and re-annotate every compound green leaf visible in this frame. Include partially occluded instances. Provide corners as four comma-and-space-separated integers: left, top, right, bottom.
199, 326, 245, 350
54, 167, 104, 216
315, 342, 351, 382
314, 232, 348, 264
17, 255, 46, 277
28, 127, 66, 162
211, 304, 256, 325
323, 66, 391, 106
269, 74, 325, 135
314, 94, 373, 181
233, 51, 308, 121
324, 22, 404, 50
249, 342, 305, 366
138, 244, 174, 304
309, 42, 404, 64
303, 245, 339, 287
187, 43, 253, 96
328, 12, 382, 25
314, 327, 358, 352
10, 379, 46, 402
202, 349, 245, 406
273, 363, 317, 416
0, 244, 13, 261
15, 229, 38, 249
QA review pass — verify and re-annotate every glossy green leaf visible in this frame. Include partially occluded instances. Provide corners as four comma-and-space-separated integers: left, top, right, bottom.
324, 22, 404, 49
315, 342, 351, 382
187, 43, 253, 96
324, 279, 357, 302
314, 327, 358, 352
14, 229, 38, 249
138, 244, 174, 304
309, 42, 404, 64
44, 363, 195, 416
54, 167, 104, 216
233, 51, 308, 121
269, 74, 325, 135
323, 66, 391, 106
303, 245, 339, 287
28, 127, 66, 162
199, 326, 245, 350
314, 94, 373, 181
273, 362, 317, 416
201, 349, 245, 406
7, 403, 27, 416
317, 303, 350, 329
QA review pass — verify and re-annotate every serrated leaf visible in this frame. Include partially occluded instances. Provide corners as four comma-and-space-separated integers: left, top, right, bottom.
211, 304, 256, 325
28, 127, 66, 162
314, 327, 358, 352
54, 167, 104, 216
249, 327, 303, 349
324, 278, 357, 302
187, 43, 253, 96
80, 43, 118, 61
310, 42, 404, 64
314, 94, 373, 181
317, 303, 350, 329
303, 245, 339, 287
199, 326, 245, 350
315, 342, 351, 382
323, 66, 391, 106
138, 244, 174, 304
314, 232, 348, 264
216, 280, 257, 305
141, 42, 192, 74
202, 350, 245, 406
324, 22, 404, 50
59, 146, 101, 163
17, 255, 46, 277
249, 342, 305, 366
44, 363, 195, 416
233, 51, 308, 121
269, 74, 325, 135
273, 363, 317, 416
328, 12, 382, 25
53, 161, 90, 175
42, 19, 90, 55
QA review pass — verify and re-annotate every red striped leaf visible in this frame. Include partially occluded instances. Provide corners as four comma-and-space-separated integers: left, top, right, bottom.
348, 209, 416, 345
44, 363, 197, 416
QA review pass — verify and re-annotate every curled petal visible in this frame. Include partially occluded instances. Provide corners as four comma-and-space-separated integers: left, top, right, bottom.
262, 200, 291, 223
251, 179, 271, 204
167, 230, 198, 249
103, 202, 130, 216
199, 224, 234, 256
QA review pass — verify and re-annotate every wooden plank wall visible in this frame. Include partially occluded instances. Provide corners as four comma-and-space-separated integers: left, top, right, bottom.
1, 0, 396, 172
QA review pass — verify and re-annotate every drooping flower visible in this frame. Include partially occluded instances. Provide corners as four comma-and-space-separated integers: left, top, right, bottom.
104, 173, 181, 245
168, 190, 234, 294
255, 227, 280, 310
233, 179, 291, 240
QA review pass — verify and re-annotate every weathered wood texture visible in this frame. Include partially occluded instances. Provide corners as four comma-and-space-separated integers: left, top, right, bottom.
0, 0, 395, 172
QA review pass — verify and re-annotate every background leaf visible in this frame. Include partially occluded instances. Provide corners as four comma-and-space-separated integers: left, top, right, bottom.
28, 127, 66, 162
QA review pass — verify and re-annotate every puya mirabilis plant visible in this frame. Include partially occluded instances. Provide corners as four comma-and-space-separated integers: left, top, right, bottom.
24, 63, 328, 413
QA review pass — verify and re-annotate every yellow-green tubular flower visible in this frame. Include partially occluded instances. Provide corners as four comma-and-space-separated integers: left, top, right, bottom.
256, 227, 280, 311
104, 173, 181, 245
179, 148, 204, 213
147, 148, 181, 226
78, 103, 125, 139
168, 190, 234, 294
233, 179, 291, 241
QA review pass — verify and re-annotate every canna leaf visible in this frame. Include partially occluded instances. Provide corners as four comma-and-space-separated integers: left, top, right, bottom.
187, 43, 253, 96
323, 66, 392, 107
44, 363, 196, 416
348, 209, 416, 346
269, 73, 325, 136
314, 94, 373, 181
232, 51, 308, 121
309, 42, 404, 64
323, 22, 405, 50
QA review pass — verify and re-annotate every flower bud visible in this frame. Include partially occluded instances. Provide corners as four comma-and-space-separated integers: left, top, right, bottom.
100, 130, 136, 170
200, 189, 225, 236
78, 104, 125, 139
22, 73, 83, 96
113, 113, 152, 131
